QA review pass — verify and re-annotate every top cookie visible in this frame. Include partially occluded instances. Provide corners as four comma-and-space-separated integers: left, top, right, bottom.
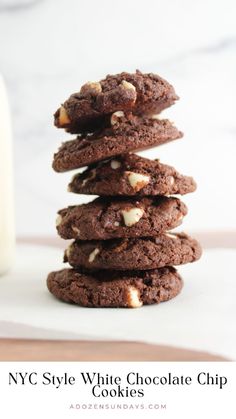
54, 70, 178, 133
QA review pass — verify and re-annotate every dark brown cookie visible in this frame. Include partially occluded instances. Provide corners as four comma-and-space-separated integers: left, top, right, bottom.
47, 267, 183, 308
64, 233, 202, 271
52, 115, 183, 172
56, 196, 187, 240
69, 153, 196, 196
54, 70, 178, 133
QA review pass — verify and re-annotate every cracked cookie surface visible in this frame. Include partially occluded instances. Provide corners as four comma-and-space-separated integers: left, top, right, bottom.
64, 233, 202, 271
69, 153, 196, 196
47, 267, 183, 308
56, 196, 187, 240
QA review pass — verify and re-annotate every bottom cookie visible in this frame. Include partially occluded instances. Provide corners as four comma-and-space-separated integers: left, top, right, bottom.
47, 267, 183, 308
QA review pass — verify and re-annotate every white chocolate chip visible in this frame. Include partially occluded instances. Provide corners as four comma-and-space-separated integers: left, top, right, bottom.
166, 233, 178, 239
82, 178, 89, 187
88, 82, 102, 92
82, 169, 96, 186
114, 221, 120, 227
58, 106, 70, 125
56, 214, 62, 227
126, 171, 150, 192
110, 111, 124, 126
80, 81, 102, 94
168, 176, 175, 185
72, 226, 80, 236
88, 248, 100, 263
127, 286, 143, 308
65, 244, 73, 259
121, 208, 144, 227
121, 80, 136, 92
151, 114, 165, 120
110, 159, 121, 169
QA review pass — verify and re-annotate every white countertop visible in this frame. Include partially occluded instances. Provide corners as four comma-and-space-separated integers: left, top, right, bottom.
0, 243, 235, 360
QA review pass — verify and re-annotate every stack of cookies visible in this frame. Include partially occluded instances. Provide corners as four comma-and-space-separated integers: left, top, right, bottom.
47, 70, 201, 308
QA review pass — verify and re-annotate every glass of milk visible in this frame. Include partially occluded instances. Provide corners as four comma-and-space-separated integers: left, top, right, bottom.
0, 75, 15, 275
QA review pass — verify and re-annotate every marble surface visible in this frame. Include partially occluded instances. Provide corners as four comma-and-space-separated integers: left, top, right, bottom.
0, 0, 236, 236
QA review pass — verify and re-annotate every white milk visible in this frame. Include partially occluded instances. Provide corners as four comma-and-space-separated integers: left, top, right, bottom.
0, 75, 14, 275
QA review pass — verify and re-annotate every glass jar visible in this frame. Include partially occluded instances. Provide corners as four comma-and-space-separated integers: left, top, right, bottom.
0, 75, 15, 275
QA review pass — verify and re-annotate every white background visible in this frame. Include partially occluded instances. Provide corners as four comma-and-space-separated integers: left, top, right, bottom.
0, 0, 236, 236
0, 362, 234, 418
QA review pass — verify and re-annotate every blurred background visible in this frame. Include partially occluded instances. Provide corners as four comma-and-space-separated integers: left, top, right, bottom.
0, 0, 235, 237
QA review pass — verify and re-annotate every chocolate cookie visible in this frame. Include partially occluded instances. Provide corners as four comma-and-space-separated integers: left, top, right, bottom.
56, 196, 187, 240
54, 70, 178, 133
65, 233, 202, 271
52, 115, 182, 172
69, 153, 196, 196
47, 267, 183, 308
